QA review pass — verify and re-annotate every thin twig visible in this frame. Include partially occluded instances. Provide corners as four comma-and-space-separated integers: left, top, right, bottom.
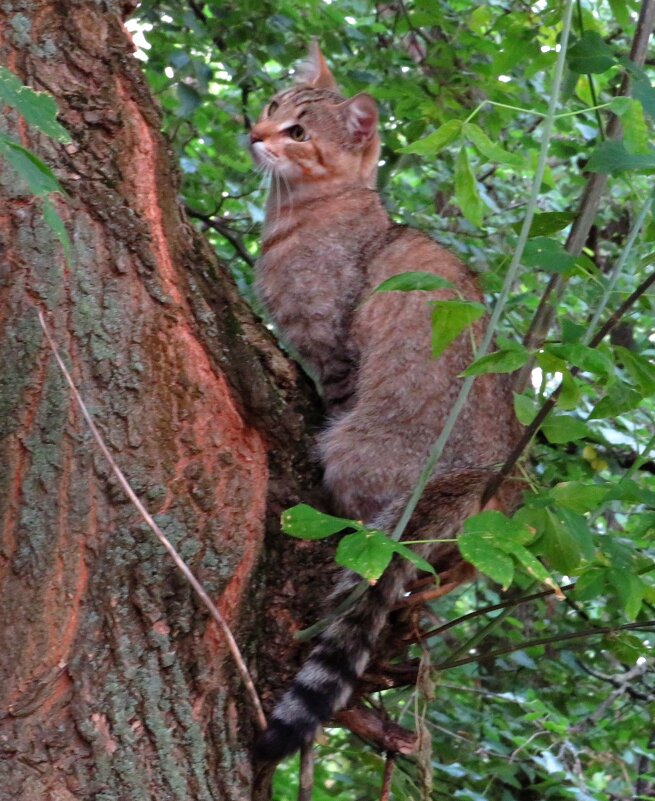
412, 583, 576, 642
186, 205, 256, 268
436, 619, 655, 670
37, 309, 267, 732
380, 754, 395, 801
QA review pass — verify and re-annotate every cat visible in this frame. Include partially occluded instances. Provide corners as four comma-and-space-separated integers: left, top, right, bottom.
251, 42, 520, 760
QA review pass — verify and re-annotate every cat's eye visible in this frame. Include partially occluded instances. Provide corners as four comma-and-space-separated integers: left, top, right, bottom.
268, 101, 278, 116
286, 124, 308, 142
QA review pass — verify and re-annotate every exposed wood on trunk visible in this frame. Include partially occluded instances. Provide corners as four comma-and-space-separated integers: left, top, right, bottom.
0, 2, 329, 799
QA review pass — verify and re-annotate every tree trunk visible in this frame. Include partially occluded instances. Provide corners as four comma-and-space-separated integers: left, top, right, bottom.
0, 3, 328, 799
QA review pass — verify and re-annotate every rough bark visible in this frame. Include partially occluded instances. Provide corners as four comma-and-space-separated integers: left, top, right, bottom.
0, 2, 330, 799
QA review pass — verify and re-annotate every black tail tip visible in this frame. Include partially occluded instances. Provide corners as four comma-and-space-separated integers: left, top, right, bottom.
254, 720, 314, 762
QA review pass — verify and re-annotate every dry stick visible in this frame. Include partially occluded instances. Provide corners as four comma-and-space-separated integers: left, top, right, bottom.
484, 265, 655, 504
37, 309, 268, 733
516, 0, 655, 392
298, 742, 315, 801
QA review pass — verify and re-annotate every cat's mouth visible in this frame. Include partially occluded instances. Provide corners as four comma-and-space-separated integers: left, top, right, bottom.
250, 141, 280, 171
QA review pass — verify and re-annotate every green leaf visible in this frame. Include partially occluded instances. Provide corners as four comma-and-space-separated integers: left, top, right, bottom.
335, 529, 395, 581
604, 478, 655, 506
549, 482, 607, 514
177, 82, 202, 116
609, 97, 651, 155
558, 508, 594, 561
573, 567, 608, 601
586, 140, 655, 174
605, 632, 649, 665
514, 393, 539, 425
568, 31, 616, 74
462, 347, 529, 376
522, 237, 577, 273
620, 56, 655, 120
501, 540, 553, 585
0, 134, 63, 196
42, 197, 72, 265
557, 370, 581, 411
539, 509, 583, 573
464, 510, 534, 546
541, 413, 588, 444
458, 530, 514, 589
589, 384, 643, 419
399, 119, 462, 155
512, 211, 576, 237
375, 271, 453, 293
430, 299, 485, 359
281, 504, 357, 540
608, 0, 630, 27
561, 319, 587, 344
546, 343, 614, 378
462, 123, 523, 168
0, 66, 70, 142
393, 542, 436, 576
615, 346, 655, 393
454, 146, 484, 227
607, 568, 645, 620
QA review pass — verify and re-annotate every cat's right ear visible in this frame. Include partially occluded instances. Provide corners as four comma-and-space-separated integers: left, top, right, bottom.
296, 40, 339, 92
341, 93, 378, 144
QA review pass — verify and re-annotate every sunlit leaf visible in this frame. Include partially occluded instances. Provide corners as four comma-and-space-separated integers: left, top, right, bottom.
375, 272, 453, 293
462, 347, 529, 376
431, 299, 485, 359
454, 146, 484, 227
281, 504, 358, 540
399, 119, 462, 155
336, 529, 395, 581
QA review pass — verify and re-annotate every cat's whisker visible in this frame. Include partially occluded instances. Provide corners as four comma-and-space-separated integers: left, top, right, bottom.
279, 171, 293, 215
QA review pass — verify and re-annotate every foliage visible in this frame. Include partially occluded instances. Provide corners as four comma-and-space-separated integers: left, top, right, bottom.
132, 0, 655, 798
0, 66, 71, 257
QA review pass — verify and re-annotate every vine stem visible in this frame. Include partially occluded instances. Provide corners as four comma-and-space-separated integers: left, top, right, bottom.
389, 0, 575, 544
37, 308, 268, 732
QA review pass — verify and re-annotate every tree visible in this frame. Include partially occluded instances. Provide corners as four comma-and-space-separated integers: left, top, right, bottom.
3, 1, 655, 800
0, 3, 327, 799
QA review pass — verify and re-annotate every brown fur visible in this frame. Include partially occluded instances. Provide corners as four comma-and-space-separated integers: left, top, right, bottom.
252, 43, 521, 760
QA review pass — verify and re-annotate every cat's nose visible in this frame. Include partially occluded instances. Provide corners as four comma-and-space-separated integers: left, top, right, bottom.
250, 129, 263, 145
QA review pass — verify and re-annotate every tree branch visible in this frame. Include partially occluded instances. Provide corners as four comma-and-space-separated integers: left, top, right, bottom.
186, 205, 256, 267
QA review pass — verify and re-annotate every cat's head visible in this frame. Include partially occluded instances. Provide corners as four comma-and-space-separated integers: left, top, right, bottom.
250, 42, 380, 190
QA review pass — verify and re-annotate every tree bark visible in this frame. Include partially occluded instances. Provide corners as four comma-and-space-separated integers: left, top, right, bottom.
0, 3, 328, 799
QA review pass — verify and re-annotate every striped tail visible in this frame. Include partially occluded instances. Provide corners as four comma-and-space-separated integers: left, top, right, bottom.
255, 470, 491, 761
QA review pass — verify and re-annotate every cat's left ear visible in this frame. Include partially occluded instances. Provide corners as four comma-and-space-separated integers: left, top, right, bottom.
341, 94, 378, 144
296, 40, 339, 92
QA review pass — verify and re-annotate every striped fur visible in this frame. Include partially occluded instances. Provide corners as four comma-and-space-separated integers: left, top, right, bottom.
251, 46, 520, 760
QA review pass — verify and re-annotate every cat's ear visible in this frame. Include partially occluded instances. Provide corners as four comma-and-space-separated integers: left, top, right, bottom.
296, 40, 339, 92
341, 94, 378, 144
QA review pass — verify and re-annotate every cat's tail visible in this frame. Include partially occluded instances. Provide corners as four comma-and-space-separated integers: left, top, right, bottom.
255, 469, 493, 761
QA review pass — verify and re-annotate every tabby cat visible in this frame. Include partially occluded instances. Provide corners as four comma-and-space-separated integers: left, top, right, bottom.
251, 43, 520, 760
